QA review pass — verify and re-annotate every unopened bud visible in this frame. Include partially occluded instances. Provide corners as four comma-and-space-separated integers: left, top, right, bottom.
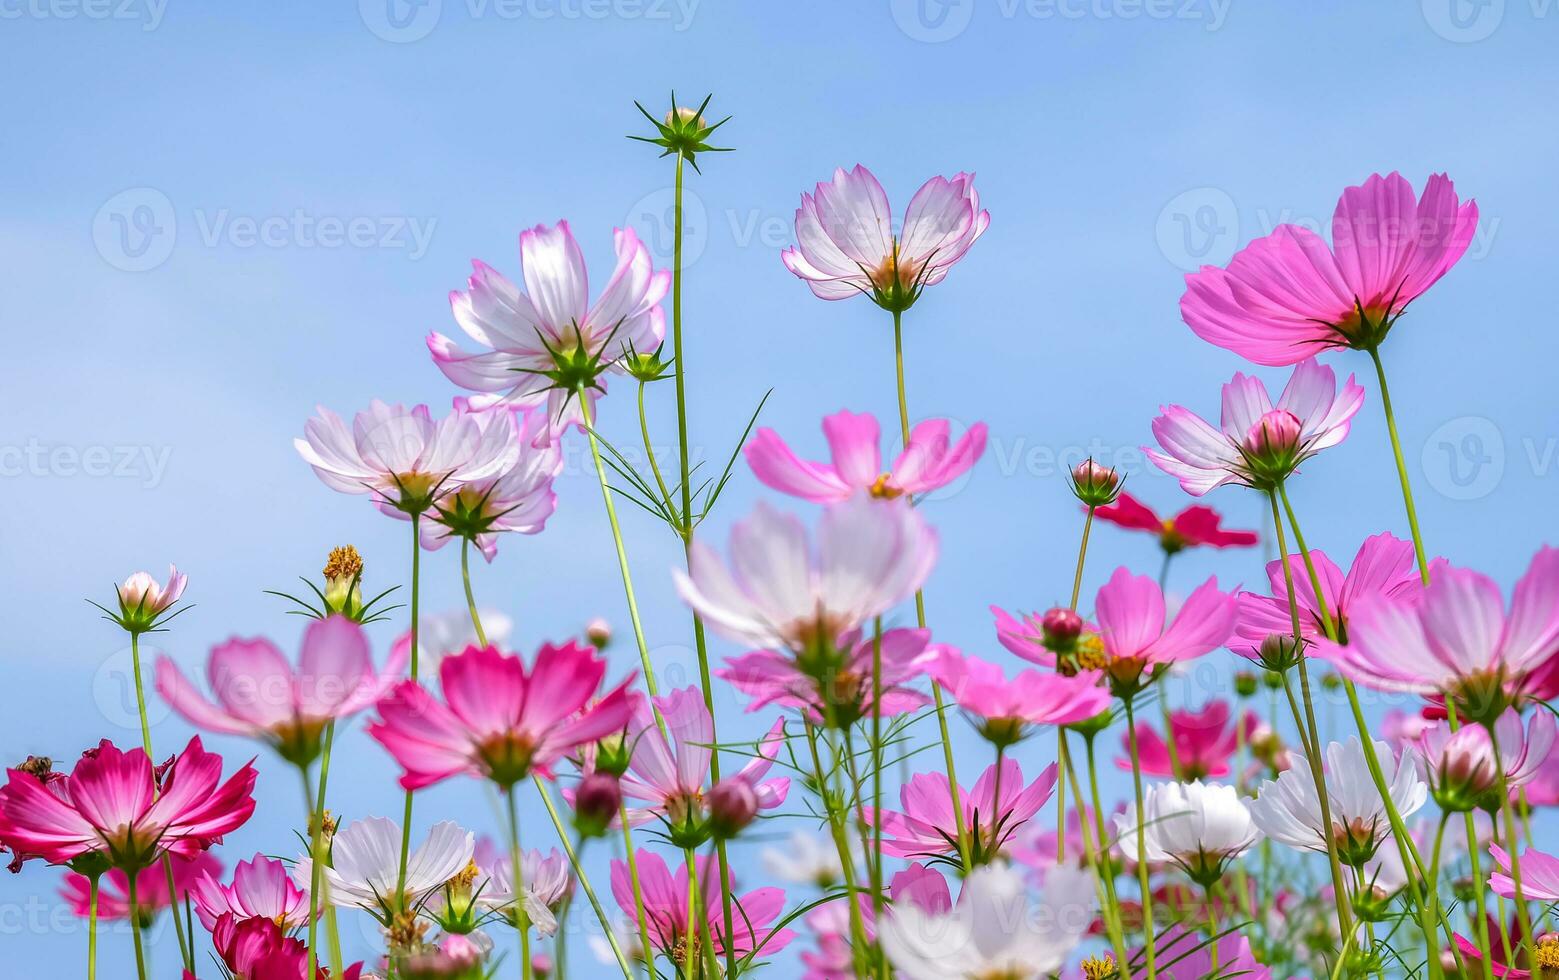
585, 618, 612, 650
1042, 607, 1083, 647
1256, 634, 1302, 673
1069, 459, 1122, 508
707, 777, 759, 839
574, 772, 622, 839
1234, 671, 1259, 697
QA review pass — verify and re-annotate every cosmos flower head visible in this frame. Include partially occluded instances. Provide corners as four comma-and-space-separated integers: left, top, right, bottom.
1114, 780, 1261, 886
1147, 358, 1365, 496
718, 627, 938, 728
868, 759, 1057, 868
96, 565, 189, 635
1181, 172, 1478, 364
783, 164, 989, 312
1094, 492, 1259, 554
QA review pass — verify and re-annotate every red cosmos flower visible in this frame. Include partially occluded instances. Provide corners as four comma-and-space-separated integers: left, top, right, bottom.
1094, 492, 1258, 555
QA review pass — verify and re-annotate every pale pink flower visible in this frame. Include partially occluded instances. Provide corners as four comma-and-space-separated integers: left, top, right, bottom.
867, 759, 1057, 865
1233, 532, 1424, 657
428, 221, 668, 432
367, 642, 637, 789
1181, 172, 1478, 365
1090, 566, 1237, 690
295, 399, 519, 515
928, 648, 1109, 744
674, 497, 936, 653
1147, 358, 1365, 496
1115, 700, 1256, 780
190, 852, 310, 931
609, 850, 793, 962
717, 627, 937, 726
1318, 548, 1559, 717
744, 409, 986, 503
1411, 721, 1499, 807
617, 687, 788, 841
62, 852, 220, 923
783, 165, 988, 310
423, 400, 562, 560
1142, 924, 1273, 980
1492, 707, 1557, 788
156, 616, 406, 766
0, 737, 256, 869
1489, 845, 1559, 902
111, 565, 188, 631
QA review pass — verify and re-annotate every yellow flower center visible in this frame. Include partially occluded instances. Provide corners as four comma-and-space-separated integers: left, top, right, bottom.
1083, 954, 1118, 980
323, 544, 363, 581
868, 473, 904, 499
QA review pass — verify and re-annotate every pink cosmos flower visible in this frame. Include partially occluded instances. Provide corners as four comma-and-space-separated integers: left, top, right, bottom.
1318, 547, 1559, 717
367, 641, 637, 789
1143, 924, 1273, 980
62, 852, 220, 923
295, 399, 520, 516
111, 565, 189, 631
212, 911, 363, 980
1489, 845, 1559, 902
1088, 566, 1237, 691
867, 759, 1057, 866
989, 605, 1089, 668
156, 616, 406, 766
744, 410, 986, 503
1114, 700, 1256, 780
428, 221, 669, 432
1233, 532, 1424, 657
675, 497, 937, 653
0, 737, 255, 869
783, 165, 989, 311
609, 850, 794, 964
1181, 172, 1478, 365
617, 687, 788, 840
928, 648, 1109, 745
423, 400, 561, 560
1094, 493, 1259, 554
190, 852, 311, 931
1412, 721, 1500, 806
717, 627, 937, 726
1147, 358, 1365, 496
1492, 708, 1558, 788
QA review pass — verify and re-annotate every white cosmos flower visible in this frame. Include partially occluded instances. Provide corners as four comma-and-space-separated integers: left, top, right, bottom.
1114, 781, 1260, 885
761, 831, 847, 888
295, 817, 474, 912
1249, 737, 1426, 866
478, 847, 574, 937
879, 862, 1095, 980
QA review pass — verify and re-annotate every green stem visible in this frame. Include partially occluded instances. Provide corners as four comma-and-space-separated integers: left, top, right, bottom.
532, 780, 633, 980
870, 617, 885, 979
637, 382, 677, 516
1123, 695, 1159, 980
1367, 346, 1430, 584
1070, 735, 1135, 980
804, 721, 870, 976
460, 537, 487, 647
304, 723, 337, 980
891, 307, 970, 875
87, 874, 100, 980
683, 849, 722, 980
126, 871, 147, 980
617, 804, 656, 979
395, 511, 423, 911
506, 783, 534, 980
1488, 725, 1536, 956
1057, 506, 1097, 864
1205, 884, 1220, 971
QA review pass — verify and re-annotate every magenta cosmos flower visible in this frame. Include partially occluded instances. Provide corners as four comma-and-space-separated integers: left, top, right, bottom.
156, 616, 405, 767
1233, 532, 1424, 658
616, 687, 788, 845
212, 911, 364, 980
783, 165, 989, 312
295, 399, 520, 516
1318, 547, 1559, 721
1148, 358, 1364, 496
367, 641, 637, 789
928, 648, 1110, 746
675, 497, 936, 653
1094, 493, 1258, 554
1115, 700, 1256, 780
1181, 172, 1478, 365
429, 221, 668, 431
62, 852, 219, 924
718, 626, 938, 727
191, 852, 311, 931
867, 759, 1057, 866
610, 850, 794, 964
0, 737, 255, 870
744, 409, 986, 503
423, 400, 562, 561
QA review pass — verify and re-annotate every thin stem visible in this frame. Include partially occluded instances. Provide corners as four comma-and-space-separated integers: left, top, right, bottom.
870, 617, 885, 978
533, 780, 633, 980
506, 783, 535, 980
1204, 885, 1220, 971
1367, 346, 1430, 584
395, 511, 423, 907
1071, 735, 1135, 980
804, 720, 870, 976
128, 631, 193, 974
461, 537, 487, 647
1488, 724, 1536, 956
1057, 506, 1097, 864
1124, 695, 1159, 980
87, 874, 100, 980
618, 805, 656, 980
1444, 701, 1495, 980
637, 382, 676, 515
304, 722, 337, 980
683, 848, 722, 980
126, 871, 147, 980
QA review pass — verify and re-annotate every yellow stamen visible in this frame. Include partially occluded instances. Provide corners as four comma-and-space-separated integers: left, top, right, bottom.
868, 473, 904, 500
323, 545, 363, 581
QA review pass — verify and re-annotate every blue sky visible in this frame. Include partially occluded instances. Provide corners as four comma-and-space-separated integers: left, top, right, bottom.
3, 1, 1557, 975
